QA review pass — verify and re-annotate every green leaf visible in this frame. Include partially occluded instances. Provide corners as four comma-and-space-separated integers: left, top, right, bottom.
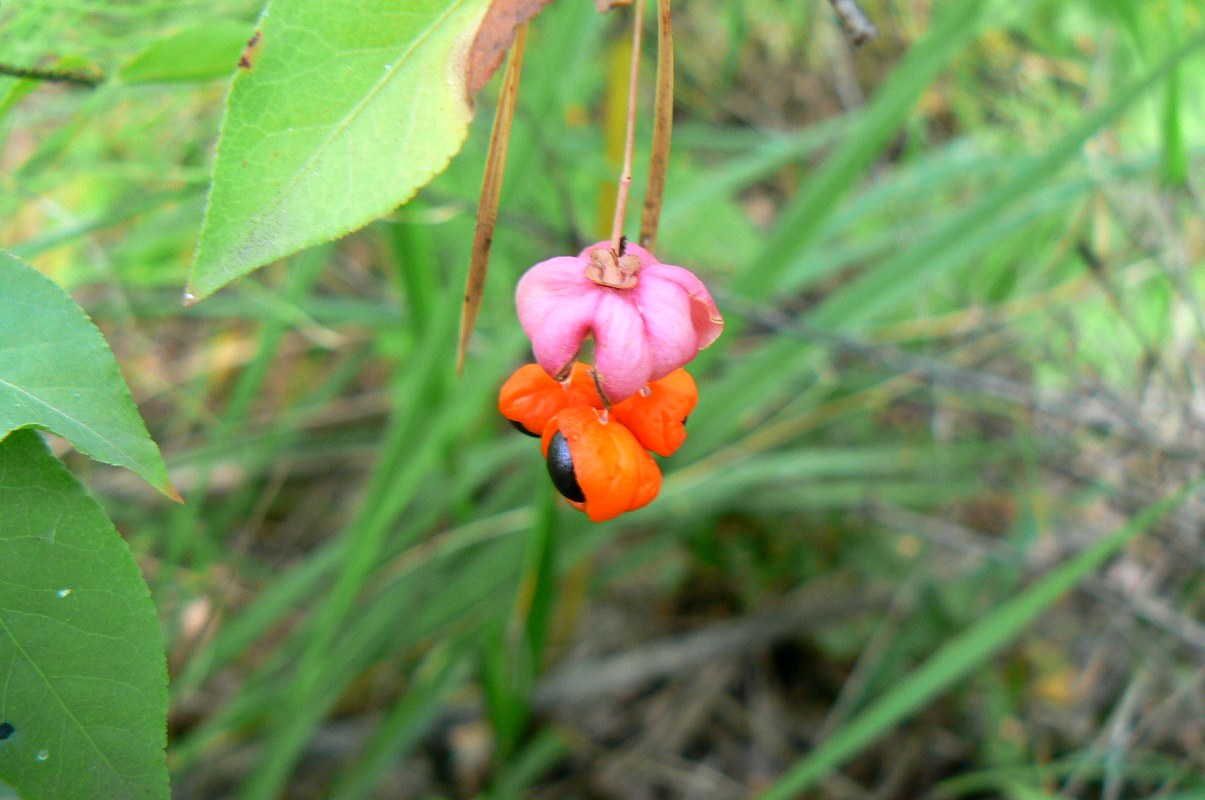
117, 21, 253, 84
187, 0, 492, 301
1160, 0, 1188, 187
0, 251, 175, 498
0, 79, 37, 122
0, 429, 169, 800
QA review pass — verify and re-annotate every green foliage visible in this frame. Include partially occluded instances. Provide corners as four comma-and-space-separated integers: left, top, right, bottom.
188, 0, 492, 300
740, 0, 997, 298
2, 0, 1204, 798
809, 28, 1205, 329
0, 430, 168, 800
118, 21, 254, 84
0, 252, 173, 497
758, 483, 1197, 798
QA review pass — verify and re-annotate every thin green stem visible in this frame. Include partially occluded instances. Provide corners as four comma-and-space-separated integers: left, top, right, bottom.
0, 62, 102, 86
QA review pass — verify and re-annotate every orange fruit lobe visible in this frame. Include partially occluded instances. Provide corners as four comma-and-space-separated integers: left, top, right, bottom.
498, 363, 599, 436
612, 368, 698, 456
541, 407, 662, 522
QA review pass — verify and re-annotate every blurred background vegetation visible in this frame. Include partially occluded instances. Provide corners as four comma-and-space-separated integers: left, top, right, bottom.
2, 0, 1204, 797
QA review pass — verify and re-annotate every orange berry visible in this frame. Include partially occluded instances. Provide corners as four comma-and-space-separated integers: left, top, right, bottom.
612, 368, 698, 456
498, 363, 600, 436
540, 407, 661, 522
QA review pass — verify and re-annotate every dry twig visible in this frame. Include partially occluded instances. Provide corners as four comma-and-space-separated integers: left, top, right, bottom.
827, 0, 877, 46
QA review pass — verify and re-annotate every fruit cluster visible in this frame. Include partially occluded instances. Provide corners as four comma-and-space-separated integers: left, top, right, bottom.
503, 240, 721, 521
498, 363, 697, 522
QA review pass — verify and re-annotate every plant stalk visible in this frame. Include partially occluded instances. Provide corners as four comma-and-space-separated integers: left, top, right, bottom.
609, 0, 646, 253
0, 62, 102, 86
457, 24, 529, 374
639, 0, 673, 250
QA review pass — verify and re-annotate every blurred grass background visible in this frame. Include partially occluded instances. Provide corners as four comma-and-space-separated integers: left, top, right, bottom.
2, 0, 1205, 798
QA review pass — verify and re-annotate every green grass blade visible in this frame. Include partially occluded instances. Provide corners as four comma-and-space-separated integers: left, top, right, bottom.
756, 482, 1200, 800
737, 0, 996, 298
808, 28, 1205, 329
1161, 0, 1188, 187
327, 644, 472, 800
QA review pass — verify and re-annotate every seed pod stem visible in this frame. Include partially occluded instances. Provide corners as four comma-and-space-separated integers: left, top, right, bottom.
457, 24, 529, 374
609, 0, 646, 254
639, 0, 673, 250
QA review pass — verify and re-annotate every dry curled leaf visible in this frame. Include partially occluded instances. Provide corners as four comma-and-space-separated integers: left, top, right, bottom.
466, 0, 554, 96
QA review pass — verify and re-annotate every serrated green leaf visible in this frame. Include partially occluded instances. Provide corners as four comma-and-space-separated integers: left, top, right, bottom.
187, 0, 492, 300
0, 251, 174, 498
0, 429, 168, 800
117, 21, 253, 84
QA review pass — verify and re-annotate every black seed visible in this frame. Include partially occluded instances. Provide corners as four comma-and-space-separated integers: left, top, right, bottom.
546, 431, 585, 502
0, 722, 14, 741
510, 420, 540, 438
682, 415, 689, 425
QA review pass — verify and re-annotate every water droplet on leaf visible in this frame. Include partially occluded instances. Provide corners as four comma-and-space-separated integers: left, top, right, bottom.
35, 749, 49, 761
56, 588, 72, 598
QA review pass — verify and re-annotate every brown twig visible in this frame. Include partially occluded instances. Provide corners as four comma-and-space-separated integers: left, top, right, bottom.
827, 0, 877, 46
638, 0, 673, 250
456, 25, 529, 374
0, 62, 103, 87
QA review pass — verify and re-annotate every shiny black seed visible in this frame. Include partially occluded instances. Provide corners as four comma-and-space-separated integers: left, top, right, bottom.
546, 431, 585, 503
0, 722, 14, 741
510, 419, 540, 438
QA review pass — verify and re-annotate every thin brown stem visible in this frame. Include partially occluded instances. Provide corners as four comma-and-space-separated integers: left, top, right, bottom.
609, 0, 646, 253
0, 62, 103, 87
457, 25, 529, 375
639, 0, 673, 250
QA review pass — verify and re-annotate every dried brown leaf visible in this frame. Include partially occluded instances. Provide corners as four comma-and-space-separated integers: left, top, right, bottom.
458, 26, 529, 373
466, 0, 553, 96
